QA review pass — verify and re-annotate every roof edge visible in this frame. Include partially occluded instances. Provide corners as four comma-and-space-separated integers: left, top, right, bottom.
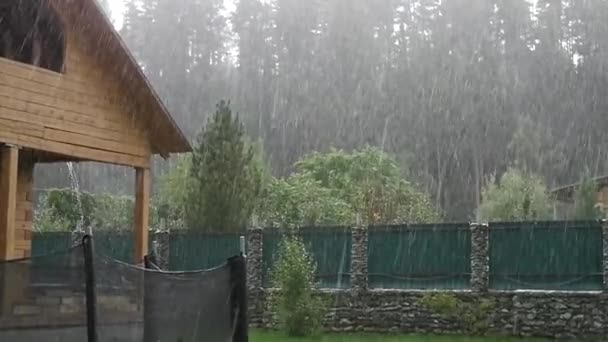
87, 0, 192, 154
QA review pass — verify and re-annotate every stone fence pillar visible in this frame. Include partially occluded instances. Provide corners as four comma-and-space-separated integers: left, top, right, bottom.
246, 227, 263, 290
150, 230, 170, 270
351, 225, 368, 292
470, 223, 489, 292
602, 220, 608, 291
246, 227, 264, 326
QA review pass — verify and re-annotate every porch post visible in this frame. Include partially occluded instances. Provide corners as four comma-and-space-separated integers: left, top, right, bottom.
0, 145, 18, 260
134, 167, 150, 264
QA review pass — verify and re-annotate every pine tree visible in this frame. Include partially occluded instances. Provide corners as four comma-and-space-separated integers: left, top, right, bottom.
187, 100, 263, 232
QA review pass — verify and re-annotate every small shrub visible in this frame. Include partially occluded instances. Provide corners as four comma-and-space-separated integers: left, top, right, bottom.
420, 293, 495, 335
420, 293, 460, 316
271, 236, 326, 336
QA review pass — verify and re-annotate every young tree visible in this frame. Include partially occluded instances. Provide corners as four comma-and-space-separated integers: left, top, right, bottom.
186, 100, 263, 232
271, 236, 325, 336
479, 168, 552, 221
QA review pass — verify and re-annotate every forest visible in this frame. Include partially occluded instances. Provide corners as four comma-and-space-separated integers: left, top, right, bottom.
34, 0, 608, 221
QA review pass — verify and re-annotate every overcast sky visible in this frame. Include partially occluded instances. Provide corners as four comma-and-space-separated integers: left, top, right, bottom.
108, 0, 236, 29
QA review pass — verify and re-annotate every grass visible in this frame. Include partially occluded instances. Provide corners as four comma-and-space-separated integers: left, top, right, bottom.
251, 331, 546, 342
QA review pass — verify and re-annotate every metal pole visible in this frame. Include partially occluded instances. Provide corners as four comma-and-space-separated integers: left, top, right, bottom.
240, 236, 246, 257
229, 255, 248, 342
82, 235, 98, 342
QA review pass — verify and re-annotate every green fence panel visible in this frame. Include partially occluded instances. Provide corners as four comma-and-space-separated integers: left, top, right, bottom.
31, 232, 72, 256
368, 224, 471, 289
169, 232, 242, 271
489, 221, 603, 291
93, 232, 135, 263
262, 227, 352, 289
33, 231, 155, 263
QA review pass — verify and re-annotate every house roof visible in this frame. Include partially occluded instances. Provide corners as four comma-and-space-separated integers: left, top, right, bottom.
551, 175, 608, 201
56, 0, 192, 156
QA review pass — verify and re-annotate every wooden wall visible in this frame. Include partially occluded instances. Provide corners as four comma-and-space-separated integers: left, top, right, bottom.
14, 155, 34, 259
0, 15, 152, 168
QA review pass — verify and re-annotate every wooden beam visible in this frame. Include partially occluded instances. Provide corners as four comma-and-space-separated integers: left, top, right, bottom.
0, 130, 150, 168
134, 167, 150, 264
0, 145, 19, 260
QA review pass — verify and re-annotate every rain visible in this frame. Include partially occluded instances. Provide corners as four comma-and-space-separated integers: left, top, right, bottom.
1, 0, 607, 341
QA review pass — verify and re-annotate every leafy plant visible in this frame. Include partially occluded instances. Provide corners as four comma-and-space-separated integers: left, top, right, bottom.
91, 194, 134, 231
34, 193, 71, 232
420, 293, 496, 335
259, 146, 439, 227
271, 236, 326, 336
258, 173, 355, 228
34, 189, 159, 233
478, 167, 552, 221
154, 154, 193, 229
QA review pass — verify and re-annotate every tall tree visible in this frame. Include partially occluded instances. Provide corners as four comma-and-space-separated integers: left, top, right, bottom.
187, 101, 263, 232
49, 0, 608, 222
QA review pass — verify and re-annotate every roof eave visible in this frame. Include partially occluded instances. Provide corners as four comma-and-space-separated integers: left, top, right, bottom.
87, 0, 192, 154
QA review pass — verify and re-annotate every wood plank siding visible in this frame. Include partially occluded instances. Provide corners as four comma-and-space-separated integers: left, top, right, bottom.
13, 154, 34, 259
0, 26, 152, 168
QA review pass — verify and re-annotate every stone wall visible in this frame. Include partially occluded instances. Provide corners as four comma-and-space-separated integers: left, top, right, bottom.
250, 289, 608, 339
247, 222, 608, 339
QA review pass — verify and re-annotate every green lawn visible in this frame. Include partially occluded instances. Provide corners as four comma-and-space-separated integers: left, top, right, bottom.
251, 331, 545, 342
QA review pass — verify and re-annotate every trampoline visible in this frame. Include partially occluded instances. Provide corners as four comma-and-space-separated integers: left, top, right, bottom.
0, 236, 248, 342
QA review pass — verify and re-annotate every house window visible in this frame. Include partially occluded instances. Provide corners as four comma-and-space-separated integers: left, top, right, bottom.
0, 0, 65, 73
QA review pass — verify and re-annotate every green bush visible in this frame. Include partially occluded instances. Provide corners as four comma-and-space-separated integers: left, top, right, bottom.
35, 188, 161, 232
91, 194, 134, 231
478, 167, 552, 221
420, 293, 495, 335
34, 193, 71, 232
259, 174, 355, 228
271, 236, 326, 336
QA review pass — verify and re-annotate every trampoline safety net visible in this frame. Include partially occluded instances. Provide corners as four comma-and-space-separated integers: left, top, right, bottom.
0, 236, 248, 342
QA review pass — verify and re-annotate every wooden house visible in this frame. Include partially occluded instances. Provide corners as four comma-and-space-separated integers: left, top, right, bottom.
551, 175, 608, 219
0, 0, 191, 263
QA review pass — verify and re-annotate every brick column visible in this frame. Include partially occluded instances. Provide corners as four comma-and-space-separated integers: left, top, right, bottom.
470, 223, 489, 292
351, 225, 368, 292
602, 220, 608, 291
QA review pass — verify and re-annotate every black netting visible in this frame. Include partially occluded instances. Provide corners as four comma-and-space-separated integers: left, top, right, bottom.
0, 237, 245, 342
94, 254, 237, 342
94, 255, 144, 342
0, 246, 88, 342
144, 265, 235, 342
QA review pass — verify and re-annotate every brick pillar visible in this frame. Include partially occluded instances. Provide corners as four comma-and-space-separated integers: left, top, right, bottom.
246, 227, 264, 326
470, 223, 489, 292
602, 220, 608, 291
351, 225, 368, 292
